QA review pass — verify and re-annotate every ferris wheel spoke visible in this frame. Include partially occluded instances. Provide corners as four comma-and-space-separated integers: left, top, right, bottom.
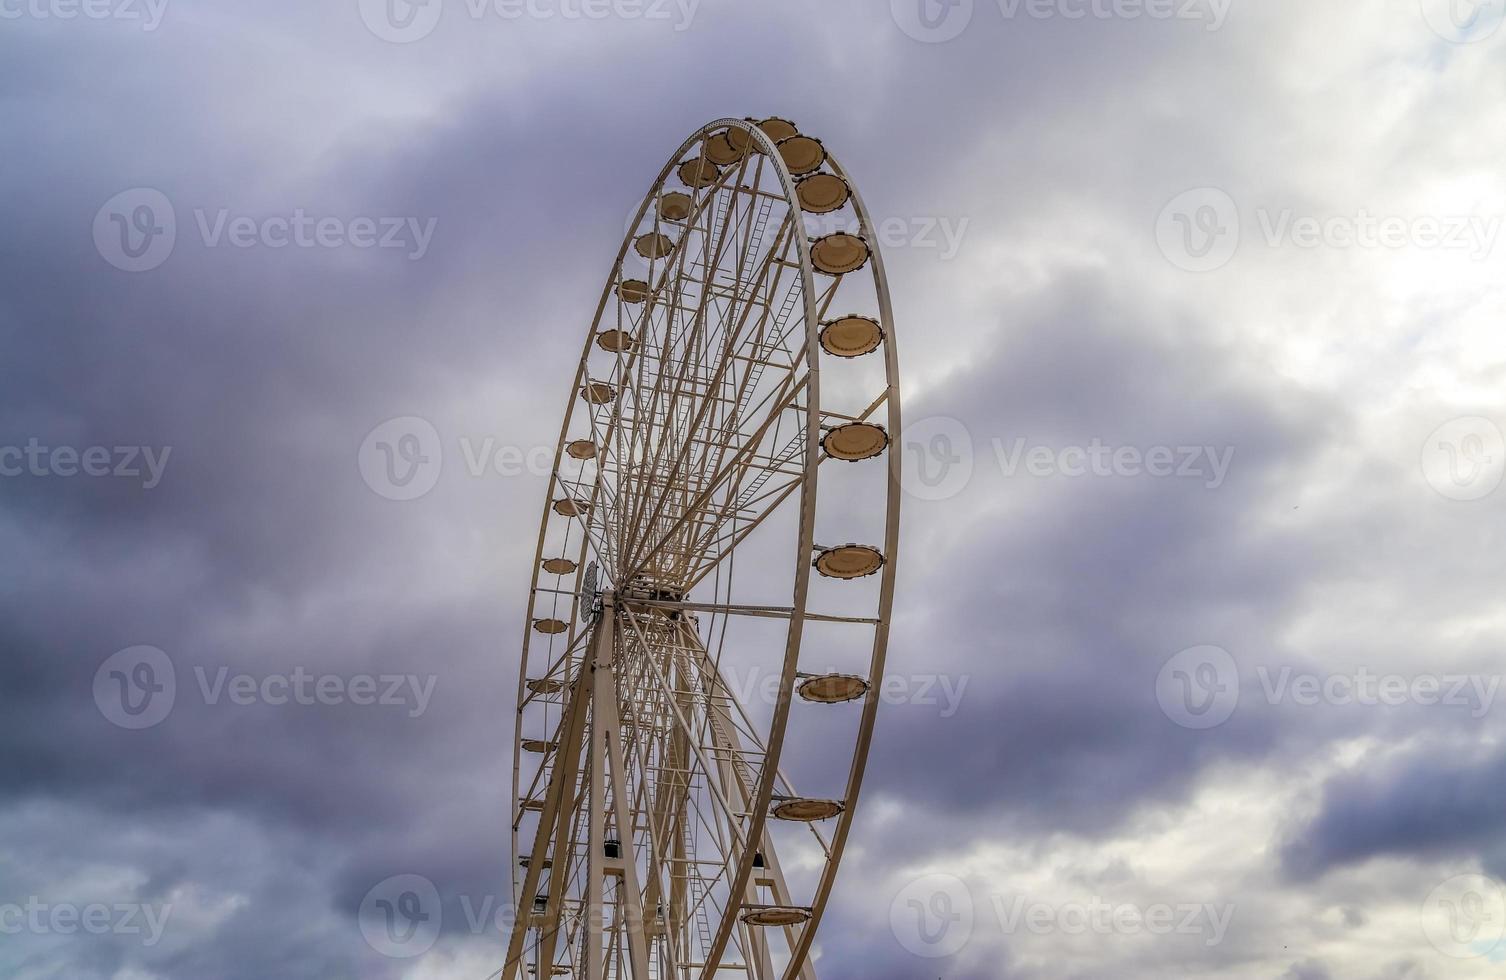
620, 672, 692, 978
615, 200, 803, 581
681, 383, 895, 589
685, 221, 801, 489
632, 319, 811, 584
667, 620, 819, 980
615, 627, 767, 976
618, 607, 757, 849
614, 176, 751, 557
619, 371, 807, 586
626, 597, 880, 627
671, 618, 830, 834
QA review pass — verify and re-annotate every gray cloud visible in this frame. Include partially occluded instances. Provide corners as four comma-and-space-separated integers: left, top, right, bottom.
5, 1, 1506, 978
1282, 739, 1506, 881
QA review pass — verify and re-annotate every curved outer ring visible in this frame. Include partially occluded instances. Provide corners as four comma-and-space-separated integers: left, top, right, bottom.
509, 118, 899, 980
774, 148, 902, 979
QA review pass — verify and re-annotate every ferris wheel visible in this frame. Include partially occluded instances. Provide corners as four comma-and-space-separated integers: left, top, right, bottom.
505, 116, 901, 980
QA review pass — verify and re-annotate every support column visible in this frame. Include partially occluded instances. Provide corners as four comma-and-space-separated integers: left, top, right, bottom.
597, 609, 652, 978
504, 659, 593, 980
585, 599, 615, 980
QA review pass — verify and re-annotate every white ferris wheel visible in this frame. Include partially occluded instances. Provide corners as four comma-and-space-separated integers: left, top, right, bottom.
506, 115, 901, 980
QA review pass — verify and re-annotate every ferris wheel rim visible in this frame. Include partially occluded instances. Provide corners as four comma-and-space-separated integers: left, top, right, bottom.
513, 114, 824, 952
508, 116, 900, 980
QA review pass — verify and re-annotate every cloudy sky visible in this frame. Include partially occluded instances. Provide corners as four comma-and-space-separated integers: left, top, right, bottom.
5, 0, 1506, 977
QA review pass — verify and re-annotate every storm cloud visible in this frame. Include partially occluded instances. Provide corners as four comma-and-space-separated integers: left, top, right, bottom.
5, 1, 1506, 978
